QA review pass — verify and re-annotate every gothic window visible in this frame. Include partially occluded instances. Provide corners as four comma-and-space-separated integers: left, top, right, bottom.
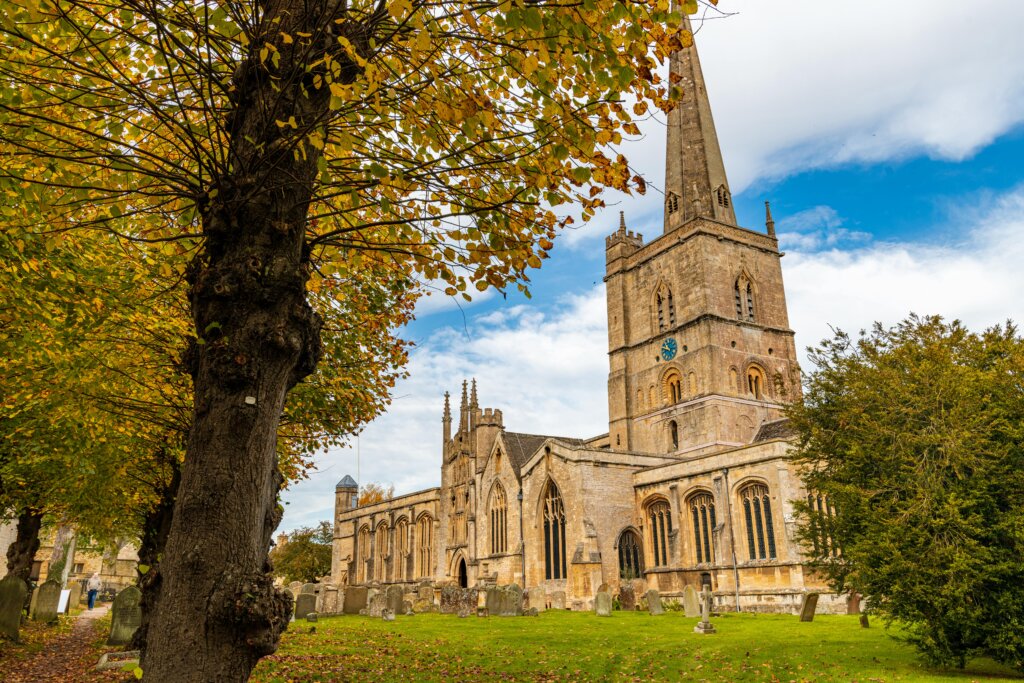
655, 284, 675, 332
688, 492, 717, 564
666, 192, 679, 215
617, 529, 644, 580
374, 523, 389, 582
740, 483, 777, 561
669, 420, 679, 451
358, 525, 371, 583
542, 480, 567, 580
394, 518, 409, 581
490, 483, 508, 555
417, 515, 434, 578
716, 184, 731, 208
807, 492, 839, 558
747, 365, 767, 400
734, 275, 755, 321
664, 370, 683, 404
647, 499, 672, 567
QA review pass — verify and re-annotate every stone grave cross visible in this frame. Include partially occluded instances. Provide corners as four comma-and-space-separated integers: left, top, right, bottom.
693, 586, 717, 634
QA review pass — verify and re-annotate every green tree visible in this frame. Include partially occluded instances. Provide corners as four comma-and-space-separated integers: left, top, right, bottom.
269, 522, 333, 584
788, 315, 1024, 672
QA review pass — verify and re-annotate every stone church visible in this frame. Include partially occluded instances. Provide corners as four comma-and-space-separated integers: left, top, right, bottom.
331, 14, 838, 613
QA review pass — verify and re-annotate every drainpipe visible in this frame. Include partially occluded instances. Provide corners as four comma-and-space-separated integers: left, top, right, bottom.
518, 488, 526, 588
722, 467, 741, 612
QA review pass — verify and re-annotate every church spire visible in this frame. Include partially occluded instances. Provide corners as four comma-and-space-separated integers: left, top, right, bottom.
663, 10, 736, 232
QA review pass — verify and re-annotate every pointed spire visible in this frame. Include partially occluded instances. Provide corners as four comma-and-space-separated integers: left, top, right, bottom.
470, 378, 478, 409
459, 379, 469, 431
619, 211, 627, 232
765, 201, 775, 236
442, 391, 452, 442
664, 8, 736, 232
443, 391, 452, 422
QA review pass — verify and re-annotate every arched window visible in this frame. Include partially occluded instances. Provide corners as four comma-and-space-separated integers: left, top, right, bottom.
740, 483, 777, 560
617, 529, 644, 580
734, 275, 755, 321
716, 184, 731, 208
358, 525, 371, 583
655, 284, 675, 332
747, 365, 767, 400
374, 523, 389, 582
666, 192, 679, 215
688, 492, 716, 564
636, 389, 644, 412
417, 515, 433, 579
542, 481, 567, 580
668, 420, 679, 451
490, 483, 508, 555
807, 492, 839, 558
394, 518, 409, 581
664, 370, 683, 404
647, 499, 672, 567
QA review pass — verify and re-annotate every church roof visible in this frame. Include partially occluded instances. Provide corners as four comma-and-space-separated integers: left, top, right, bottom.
335, 474, 358, 489
753, 419, 796, 443
502, 432, 586, 474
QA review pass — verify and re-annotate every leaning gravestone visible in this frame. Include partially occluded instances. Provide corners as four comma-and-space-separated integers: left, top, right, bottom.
32, 579, 61, 623
646, 589, 664, 616
294, 593, 317, 620
550, 590, 566, 610
683, 585, 700, 618
343, 585, 368, 614
527, 586, 546, 612
799, 592, 819, 622
0, 575, 28, 642
618, 584, 636, 611
107, 586, 142, 646
594, 591, 612, 617
385, 585, 405, 616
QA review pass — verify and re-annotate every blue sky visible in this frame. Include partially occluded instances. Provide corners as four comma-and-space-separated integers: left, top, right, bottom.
280, 0, 1024, 531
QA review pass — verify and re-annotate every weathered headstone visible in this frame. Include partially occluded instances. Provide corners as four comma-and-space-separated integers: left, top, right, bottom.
382, 608, 395, 622
859, 613, 870, 628
527, 586, 546, 612
798, 592, 819, 622
305, 612, 318, 623
343, 585, 368, 614
594, 591, 612, 616
597, 582, 609, 594
484, 584, 523, 617
294, 593, 317, 620
417, 582, 433, 601
411, 598, 436, 613
366, 590, 388, 618
32, 579, 61, 623
524, 607, 539, 617
693, 586, 716, 634
0, 575, 28, 642
846, 592, 861, 615
300, 583, 317, 595
550, 590, 566, 610
107, 586, 142, 646
440, 585, 477, 615
645, 589, 664, 616
683, 585, 700, 618
385, 585, 405, 616
288, 581, 302, 595
68, 582, 83, 610
618, 584, 636, 611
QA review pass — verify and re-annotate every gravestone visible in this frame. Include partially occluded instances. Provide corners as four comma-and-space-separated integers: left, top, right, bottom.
343, 586, 368, 614
440, 585, 477, 615
294, 593, 317, 620
683, 585, 700, 618
306, 612, 318, 623
300, 583, 317, 595
417, 582, 433, 601
693, 586, 716, 634
412, 598, 436, 613
366, 590, 388, 618
382, 608, 395, 622
107, 586, 142, 646
859, 613, 870, 628
321, 585, 340, 614
618, 584, 636, 611
484, 584, 523, 617
385, 585, 405, 616
0, 575, 28, 642
550, 590, 566, 610
288, 581, 302, 595
847, 592, 861, 615
68, 582, 83, 610
527, 586, 546, 612
32, 579, 61, 623
799, 592, 819, 622
594, 591, 612, 617
645, 589, 664, 616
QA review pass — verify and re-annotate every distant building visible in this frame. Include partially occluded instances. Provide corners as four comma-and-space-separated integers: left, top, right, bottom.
332, 13, 839, 613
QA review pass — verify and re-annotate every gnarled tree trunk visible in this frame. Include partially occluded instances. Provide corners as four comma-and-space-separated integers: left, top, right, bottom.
5, 507, 43, 583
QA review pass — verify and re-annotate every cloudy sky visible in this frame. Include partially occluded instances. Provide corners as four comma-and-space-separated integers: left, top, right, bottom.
280, 0, 1024, 531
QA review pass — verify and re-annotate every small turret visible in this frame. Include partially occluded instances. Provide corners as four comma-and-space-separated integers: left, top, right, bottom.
442, 391, 452, 442
765, 201, 776, 237
605, 211, 643, 269
335, 474, 359, 513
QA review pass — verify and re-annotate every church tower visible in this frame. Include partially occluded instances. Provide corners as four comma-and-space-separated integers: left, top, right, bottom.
605, 12, 800, 456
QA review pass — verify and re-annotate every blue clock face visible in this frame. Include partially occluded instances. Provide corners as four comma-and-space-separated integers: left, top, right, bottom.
661, 338, 678, 361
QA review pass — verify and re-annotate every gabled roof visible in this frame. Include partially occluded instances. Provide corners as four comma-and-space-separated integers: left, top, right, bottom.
502, 431, 585, 475
753, 419, 795, 443
335, 474, 358, 489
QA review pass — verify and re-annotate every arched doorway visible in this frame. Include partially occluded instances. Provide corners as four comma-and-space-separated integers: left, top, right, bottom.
457, 558, 468, 588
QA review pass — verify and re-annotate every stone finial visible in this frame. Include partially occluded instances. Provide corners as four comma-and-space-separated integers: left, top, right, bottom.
619, 211, 626, 232
460, 380, 468, 410
443, 391, 451, 422
470, 378, 478, 409
765, 201, 775, 236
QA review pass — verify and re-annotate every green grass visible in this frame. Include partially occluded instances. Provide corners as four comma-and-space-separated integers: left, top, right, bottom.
250, 611, 1022, 683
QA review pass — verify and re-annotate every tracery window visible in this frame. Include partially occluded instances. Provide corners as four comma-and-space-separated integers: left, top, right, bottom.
807, 492, 839, 558
647, 499, 672, 567
740, 483, 777, 560
490, 483, 508, 555
542, 481, 567, 580
734, 276, 755, 321
617, 529, 644, 580
417, 515, 433, 578
656, 285, 675, 332
747, 365, 767, 400
374, 523, 389, 582
394, 518, 409, 581
717, 185, 731, 208
358, 525, 371, 583
688, 492, 717, 564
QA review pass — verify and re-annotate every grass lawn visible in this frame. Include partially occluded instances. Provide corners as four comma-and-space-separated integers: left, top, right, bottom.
250, 611, 1022, 683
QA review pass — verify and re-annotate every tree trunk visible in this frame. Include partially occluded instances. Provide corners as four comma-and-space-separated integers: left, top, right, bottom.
129, 461, 180, 653
5, 507, 43, 583
47, 522, 75, 587
139, 3, 358, 678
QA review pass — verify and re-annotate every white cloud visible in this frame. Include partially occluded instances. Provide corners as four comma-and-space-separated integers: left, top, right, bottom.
776, 205, 871, 251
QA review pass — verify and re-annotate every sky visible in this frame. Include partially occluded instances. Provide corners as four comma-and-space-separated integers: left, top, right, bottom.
280, 0, 1024, 531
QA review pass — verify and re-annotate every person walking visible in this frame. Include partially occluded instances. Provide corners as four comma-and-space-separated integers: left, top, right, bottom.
86, 572, 101, 610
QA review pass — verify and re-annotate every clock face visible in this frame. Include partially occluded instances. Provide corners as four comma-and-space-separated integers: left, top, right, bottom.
661, 337, 678, 361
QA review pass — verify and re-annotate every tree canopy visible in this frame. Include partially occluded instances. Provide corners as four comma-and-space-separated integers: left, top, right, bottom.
269, 521, 333, 584
789, 315, 1024, 672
